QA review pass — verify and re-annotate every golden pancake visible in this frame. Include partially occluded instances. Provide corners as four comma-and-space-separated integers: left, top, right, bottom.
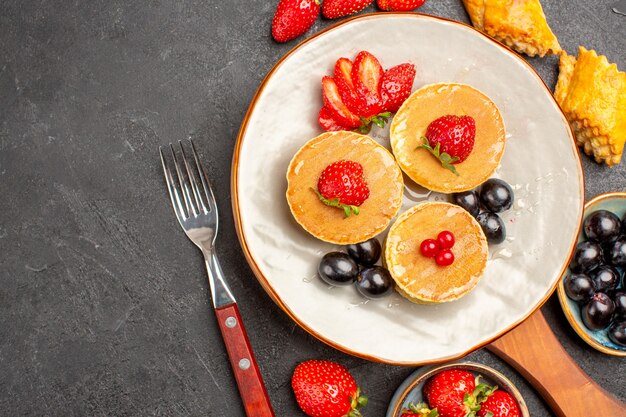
286, 131, 403, 244
385, 202, 488, 304
390, 83, 506, 193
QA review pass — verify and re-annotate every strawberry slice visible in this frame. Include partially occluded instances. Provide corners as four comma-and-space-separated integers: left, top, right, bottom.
321, 76, 361, 128
380, 63, 416, 112
334, 57, 371, 116
351, 51, 384, 117
318, 106, 348, 131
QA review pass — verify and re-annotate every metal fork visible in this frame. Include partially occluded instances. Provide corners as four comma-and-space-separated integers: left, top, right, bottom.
160, 140, 275, 417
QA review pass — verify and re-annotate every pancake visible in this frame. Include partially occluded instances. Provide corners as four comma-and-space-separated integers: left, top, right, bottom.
390, 83, 506, 193
385, 202, 488, 303
286, 131, 404, 244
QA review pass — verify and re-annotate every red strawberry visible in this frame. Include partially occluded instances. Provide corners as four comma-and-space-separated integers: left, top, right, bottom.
351, 51, 384, 116
322, 76, 361, 128
477, 390, 521, 417
377, 0, 427, 11
292, 360, 368, 417
423, 369, 478, 417
318, 107, 348, 131
271, 0, 320, 43
316, 161, 369, 216
418, 115, 476, 175
380, 63, 416, 112
334, 58, 365, 114
323, 0, 373, 19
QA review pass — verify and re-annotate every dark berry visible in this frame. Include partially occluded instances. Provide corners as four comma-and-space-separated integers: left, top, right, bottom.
612, 290, 626, 319
476, 212, 506, 244
420, 239, 440, 258
570, 241, 603, 273
318, 252, 358, 286
355, 266, 394, 299
605, 237, 626, 267
451, 190, 480, 217
437, 231, 455, 250
435, 249, 454, 266
479, 178, 514, 213
581, 292, 615, 330
583, 210, 621, 243
563, 273, 595, 303
608, 321, 626, 346
346, 238, 381, 267
590, 265, 620, 293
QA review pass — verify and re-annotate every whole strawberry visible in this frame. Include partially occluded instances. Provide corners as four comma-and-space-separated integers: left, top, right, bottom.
418, 115, 476, 175
316, 160, 370, 217
272, 0, 320, 43
477, 390, 521, 417
377, 0, 427, 11
323, 0, 373, 19
423, 369, 480, 417
292, 360, 368, 417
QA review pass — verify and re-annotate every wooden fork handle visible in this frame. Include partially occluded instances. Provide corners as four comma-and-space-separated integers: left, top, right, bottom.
488, 309, 626, 417
215, 303, 275, 417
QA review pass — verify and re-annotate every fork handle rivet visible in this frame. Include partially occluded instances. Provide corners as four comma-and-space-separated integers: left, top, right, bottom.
238, 358, 251, 370
225, 316, 237, 328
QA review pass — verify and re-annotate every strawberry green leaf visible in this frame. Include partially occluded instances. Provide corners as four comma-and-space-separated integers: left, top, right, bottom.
315, 189, 361, 217
406, 402, 439, 416
416, 137, 459, 176
312, 188, 361, 218
356, 111, 394, 133
347, 388, 367, 417
357, 120, 372, 134
372, 116, 385, 128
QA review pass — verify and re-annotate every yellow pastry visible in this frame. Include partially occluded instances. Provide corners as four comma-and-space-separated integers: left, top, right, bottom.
286, 131, 403, 244
554, 47, 626, 167
385, 202, 488, 304
463, 0, 561, 57
390, 83, 506, 193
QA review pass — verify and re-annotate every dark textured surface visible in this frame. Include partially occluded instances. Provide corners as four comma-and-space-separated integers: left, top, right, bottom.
1, 1, 625, 416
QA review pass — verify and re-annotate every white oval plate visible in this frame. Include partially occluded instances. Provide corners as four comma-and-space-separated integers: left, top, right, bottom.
232, 13, 583, 364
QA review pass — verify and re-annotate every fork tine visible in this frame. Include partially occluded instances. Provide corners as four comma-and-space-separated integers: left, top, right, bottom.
160, 146, 188, 221
170, 144, 198, 217
180, 140, 208, 214
190, 139, 218, 215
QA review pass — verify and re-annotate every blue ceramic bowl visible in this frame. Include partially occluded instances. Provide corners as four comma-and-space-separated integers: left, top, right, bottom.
386, 361, 529, 417
557, 192, 626, 356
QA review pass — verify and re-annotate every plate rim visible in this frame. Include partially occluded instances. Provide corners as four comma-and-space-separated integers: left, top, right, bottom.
230, 12, 585, 365
557, 191, 626, 356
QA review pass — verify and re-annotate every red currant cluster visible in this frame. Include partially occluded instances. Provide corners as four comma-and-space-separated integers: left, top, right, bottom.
419, 231, 456, 266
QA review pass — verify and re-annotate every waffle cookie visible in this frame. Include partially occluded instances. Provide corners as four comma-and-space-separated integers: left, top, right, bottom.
554, 47, 626, 167
463, 0, 561, 57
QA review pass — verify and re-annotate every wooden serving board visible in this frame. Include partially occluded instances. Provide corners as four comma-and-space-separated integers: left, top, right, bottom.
488, 310, 626, 417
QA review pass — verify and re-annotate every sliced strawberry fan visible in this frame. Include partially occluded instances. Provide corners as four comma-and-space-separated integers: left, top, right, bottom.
319, 51, 416, 133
